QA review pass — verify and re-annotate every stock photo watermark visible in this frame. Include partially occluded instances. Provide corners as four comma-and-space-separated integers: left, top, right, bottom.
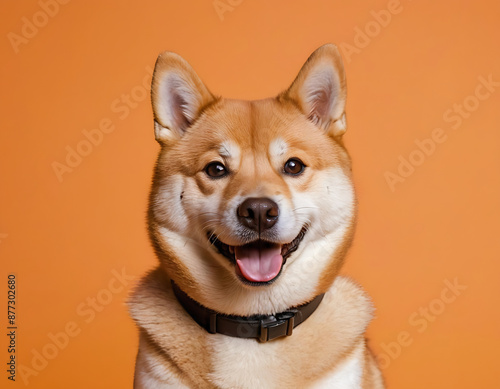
6, 274, 17, 382
51, 65, 153, 183
213, 0, 244, 21
17, 268, 135, 385
384, 74, 500, 192
7, 0, 72, 54
339, 0, 409, 64
377, 277, 467, 369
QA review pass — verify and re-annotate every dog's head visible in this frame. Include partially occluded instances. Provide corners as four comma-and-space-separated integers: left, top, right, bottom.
148, 44, 355, 315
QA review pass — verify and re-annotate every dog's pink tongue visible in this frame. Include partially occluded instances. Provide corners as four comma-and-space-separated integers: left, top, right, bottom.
235, 243, 283, 283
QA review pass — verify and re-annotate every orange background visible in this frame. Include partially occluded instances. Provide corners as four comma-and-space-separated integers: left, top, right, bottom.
1, 1, 499, 388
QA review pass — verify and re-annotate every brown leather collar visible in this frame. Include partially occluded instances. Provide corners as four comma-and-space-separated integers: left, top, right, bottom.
172, 281, 324, 343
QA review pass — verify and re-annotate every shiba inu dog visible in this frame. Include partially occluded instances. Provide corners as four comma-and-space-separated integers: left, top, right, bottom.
129, 44, 384, 388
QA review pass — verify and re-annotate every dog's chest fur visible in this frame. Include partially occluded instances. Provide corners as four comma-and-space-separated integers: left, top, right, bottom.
129, 268, 376, 388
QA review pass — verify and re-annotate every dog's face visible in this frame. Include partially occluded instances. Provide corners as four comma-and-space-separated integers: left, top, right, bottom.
148, 45, 355, 315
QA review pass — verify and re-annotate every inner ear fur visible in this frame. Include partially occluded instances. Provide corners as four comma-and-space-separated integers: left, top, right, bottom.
151, 52, 216, 143
280, 44, 347, 137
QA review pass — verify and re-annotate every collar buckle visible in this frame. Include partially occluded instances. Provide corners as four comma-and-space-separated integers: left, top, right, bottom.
259, 310, 297, 343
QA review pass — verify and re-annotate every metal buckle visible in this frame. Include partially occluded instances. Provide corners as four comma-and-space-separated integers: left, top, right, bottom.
259, 311, 297, 343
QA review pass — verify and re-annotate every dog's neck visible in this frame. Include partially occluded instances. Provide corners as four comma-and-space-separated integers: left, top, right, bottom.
171, 280, 324, 343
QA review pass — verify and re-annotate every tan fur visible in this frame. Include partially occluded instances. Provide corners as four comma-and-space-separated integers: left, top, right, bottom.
129, 44, 384, 388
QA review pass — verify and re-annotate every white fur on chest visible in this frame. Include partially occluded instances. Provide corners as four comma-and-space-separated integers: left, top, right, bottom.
208, 336, 282, 388
208, 333, 365, 389
310, 341, 365, 389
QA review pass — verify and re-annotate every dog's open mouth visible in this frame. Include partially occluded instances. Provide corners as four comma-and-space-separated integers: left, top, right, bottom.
208, 227, 307, 285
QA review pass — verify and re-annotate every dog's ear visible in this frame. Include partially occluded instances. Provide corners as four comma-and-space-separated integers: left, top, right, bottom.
281, 44, 347, 137
151, 52, 215, 143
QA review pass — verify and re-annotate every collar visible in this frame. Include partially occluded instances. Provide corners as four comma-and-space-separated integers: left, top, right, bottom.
171, 281, 324, 343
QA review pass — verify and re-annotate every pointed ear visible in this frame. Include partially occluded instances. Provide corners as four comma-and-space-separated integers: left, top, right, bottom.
281, 44, 347, 136
151, 52, 216, 143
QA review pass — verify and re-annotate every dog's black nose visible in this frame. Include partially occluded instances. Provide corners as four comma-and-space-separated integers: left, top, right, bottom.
237, 197, 279, 232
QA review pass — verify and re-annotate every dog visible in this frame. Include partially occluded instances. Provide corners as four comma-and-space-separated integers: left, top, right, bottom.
129, 44, 385, 388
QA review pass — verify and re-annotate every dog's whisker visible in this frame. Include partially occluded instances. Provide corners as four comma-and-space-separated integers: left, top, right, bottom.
293, 206, 320, 211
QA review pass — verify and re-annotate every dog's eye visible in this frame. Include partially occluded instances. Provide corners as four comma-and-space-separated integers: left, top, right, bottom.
205, 162, 228, 178
284, 158, 305, 176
